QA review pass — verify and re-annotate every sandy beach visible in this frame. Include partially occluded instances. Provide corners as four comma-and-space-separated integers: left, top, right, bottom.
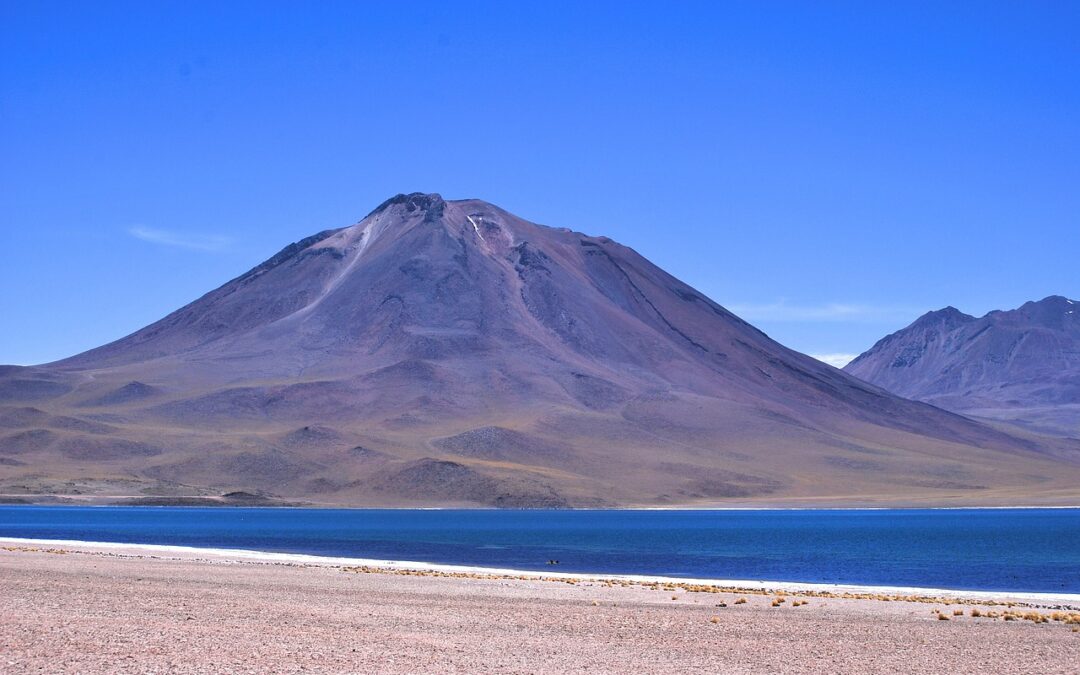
1, 542, 1078, 674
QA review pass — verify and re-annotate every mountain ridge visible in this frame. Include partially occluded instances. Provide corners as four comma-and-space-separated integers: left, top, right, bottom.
845, 295, 1080, 438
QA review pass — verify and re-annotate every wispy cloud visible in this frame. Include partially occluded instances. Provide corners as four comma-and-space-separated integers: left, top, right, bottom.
810, 353, 858, 368
727, 300, 916, 323
128, 226, 232, 252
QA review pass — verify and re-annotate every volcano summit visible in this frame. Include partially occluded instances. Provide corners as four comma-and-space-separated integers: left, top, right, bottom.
2, 194, 1078, 506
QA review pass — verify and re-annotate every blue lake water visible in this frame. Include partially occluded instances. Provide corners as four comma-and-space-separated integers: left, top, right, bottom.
1, 506, 1078, 593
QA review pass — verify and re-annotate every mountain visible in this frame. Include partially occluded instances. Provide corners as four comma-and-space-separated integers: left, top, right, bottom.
845, 296, 1080, 438
3, 194, 1079, 506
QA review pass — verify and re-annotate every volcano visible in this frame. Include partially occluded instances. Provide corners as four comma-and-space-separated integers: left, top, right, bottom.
3, 194, 1078, 506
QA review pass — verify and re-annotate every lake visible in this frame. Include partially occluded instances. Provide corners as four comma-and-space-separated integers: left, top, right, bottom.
2, 506, 1078, 593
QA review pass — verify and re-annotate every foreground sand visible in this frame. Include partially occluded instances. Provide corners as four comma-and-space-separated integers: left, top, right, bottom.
1, 544, 1078, 674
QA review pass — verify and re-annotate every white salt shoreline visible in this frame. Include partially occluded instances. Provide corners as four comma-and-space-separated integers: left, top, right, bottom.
3, 536, 1078, 605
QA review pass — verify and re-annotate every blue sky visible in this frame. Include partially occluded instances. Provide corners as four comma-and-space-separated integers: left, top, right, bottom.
2, 2, 1077, 366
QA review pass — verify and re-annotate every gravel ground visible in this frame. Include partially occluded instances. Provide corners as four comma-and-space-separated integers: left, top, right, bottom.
1, 545, 1077, 674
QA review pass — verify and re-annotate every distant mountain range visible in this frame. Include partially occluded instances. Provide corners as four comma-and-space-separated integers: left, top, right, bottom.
2, 194, 1078, 506
845, 296, 1080, 439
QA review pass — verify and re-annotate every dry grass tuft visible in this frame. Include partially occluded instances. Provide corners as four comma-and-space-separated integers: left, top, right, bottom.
333, 563, 1076, 629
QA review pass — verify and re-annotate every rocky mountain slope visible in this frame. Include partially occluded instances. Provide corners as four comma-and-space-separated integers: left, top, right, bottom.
3, 194, 1079, 506
845, 296, 1080, 438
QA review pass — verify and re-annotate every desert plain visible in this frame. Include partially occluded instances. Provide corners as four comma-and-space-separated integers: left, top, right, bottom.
1, 541, 1078, 674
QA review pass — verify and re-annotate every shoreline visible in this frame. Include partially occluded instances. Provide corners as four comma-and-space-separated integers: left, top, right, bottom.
5, 500, 1080, 510
4, 536, 1077, 606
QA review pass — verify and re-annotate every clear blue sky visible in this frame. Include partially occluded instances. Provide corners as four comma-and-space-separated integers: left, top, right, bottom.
2, 2, 1077, 366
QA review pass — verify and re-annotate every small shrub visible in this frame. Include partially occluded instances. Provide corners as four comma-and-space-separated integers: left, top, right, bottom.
937, 613, 950, 621
953, 609, 963, 616
734, 597, 747, 605
709, 616, 720, 624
